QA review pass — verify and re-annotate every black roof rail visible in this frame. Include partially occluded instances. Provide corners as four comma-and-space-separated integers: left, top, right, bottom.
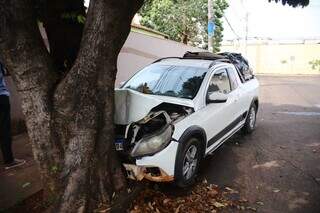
152, 52, 242, 68
152, 57, 182, 64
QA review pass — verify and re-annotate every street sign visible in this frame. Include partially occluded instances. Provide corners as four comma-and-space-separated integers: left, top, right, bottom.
208, 21, 215, 36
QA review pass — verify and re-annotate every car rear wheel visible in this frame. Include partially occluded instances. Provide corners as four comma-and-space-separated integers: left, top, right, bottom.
175, 138, 202, 187
242, 104, 257, 134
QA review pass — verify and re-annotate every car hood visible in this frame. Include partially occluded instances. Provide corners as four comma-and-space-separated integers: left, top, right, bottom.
114, 89, 194, 125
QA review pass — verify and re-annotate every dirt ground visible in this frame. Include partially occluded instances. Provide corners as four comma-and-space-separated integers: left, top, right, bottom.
1, 75, 319, 212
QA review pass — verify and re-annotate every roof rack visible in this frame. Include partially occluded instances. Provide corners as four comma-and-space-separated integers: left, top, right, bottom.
183, 51, 226, 60
152, 52, 235, 67
152, 57, 182, 64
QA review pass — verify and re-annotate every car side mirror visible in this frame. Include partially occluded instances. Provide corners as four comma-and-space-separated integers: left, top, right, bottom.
207, 92, 228, 104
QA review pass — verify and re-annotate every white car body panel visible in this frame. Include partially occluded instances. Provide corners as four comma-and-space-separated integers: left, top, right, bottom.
136, 141, 179, 176
114, 59, 259, 180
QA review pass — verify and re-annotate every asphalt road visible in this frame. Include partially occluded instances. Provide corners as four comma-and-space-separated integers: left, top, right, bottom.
199, 75, 320, 213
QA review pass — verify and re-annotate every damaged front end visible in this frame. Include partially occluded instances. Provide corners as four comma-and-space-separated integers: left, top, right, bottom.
114, 89, 194, 182
123, 164, 174, 182
115, 110, 174, 158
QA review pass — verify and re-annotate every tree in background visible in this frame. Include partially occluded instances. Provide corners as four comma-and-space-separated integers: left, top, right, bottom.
270, 0, 309, 7
139, 0, 228, 52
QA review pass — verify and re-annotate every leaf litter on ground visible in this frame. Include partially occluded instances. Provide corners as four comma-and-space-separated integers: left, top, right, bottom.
128, 180, 257, 213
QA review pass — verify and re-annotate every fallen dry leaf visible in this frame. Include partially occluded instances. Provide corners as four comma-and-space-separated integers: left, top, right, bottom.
175, 204, 182, 213
225, 187, 233, 191
129, 180, 254, 212
22, 182, 31, 188
147, 202, 153, 210
273, 189, 281, 193
163, 198, 170, 204
213, 201, 225, 208
247, 206, 257, 211
256, 201, 264, 206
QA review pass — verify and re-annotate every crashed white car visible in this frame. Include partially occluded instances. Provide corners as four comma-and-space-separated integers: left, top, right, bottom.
114, 52, 259, 187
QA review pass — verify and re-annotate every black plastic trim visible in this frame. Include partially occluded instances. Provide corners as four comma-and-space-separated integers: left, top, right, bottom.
207, 111, 247, 148
177, 126, 207, 144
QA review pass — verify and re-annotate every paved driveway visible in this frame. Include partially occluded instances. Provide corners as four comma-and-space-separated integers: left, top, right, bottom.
200, 75, 320, 213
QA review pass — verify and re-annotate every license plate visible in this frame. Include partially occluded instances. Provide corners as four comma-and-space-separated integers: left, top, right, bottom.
115, 138, 125, 151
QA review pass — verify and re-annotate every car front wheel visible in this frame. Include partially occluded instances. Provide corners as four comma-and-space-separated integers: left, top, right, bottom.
175, 138, 202, 187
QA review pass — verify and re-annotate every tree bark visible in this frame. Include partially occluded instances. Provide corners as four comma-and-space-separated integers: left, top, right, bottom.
0, 0, 62, 198
0, 0, 144, 212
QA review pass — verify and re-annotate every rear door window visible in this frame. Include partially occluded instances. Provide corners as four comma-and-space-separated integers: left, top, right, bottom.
227, 67, 239, 91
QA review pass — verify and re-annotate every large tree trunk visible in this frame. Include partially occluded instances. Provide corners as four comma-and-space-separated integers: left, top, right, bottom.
0, 0, 143, 212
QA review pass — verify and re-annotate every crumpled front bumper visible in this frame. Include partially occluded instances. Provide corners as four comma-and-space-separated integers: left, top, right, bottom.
123, 164, 174, 182
123, 140, 179, 182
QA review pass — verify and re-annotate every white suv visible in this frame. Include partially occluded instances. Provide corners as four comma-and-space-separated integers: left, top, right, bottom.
114, 52, 259, 187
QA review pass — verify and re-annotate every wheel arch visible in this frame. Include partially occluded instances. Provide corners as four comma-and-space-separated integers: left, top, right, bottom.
174, 125, 207, 181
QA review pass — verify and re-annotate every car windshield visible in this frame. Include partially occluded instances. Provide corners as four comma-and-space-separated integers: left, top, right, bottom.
123, 64, 208, 99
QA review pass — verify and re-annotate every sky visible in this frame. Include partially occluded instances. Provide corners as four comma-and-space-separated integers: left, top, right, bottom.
222, 0, 320, 41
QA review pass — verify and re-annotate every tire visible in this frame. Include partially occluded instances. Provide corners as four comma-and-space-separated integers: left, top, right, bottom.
242, 103, 257, 134
175, 138, 202, 187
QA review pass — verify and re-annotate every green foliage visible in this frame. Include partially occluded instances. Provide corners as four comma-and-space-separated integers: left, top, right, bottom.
309, 59, 320, 72
269, 0, 309, 7
61, 12, 86, 24
139, 0, 228, 52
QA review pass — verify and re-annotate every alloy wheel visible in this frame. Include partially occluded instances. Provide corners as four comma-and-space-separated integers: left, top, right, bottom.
182, 145, 198, 180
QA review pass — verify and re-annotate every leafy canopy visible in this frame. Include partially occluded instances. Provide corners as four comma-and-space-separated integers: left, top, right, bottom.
269, 0, 309, 7
139, 0, 228, 52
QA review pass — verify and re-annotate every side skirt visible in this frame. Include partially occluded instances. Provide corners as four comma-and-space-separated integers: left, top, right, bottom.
205, 111, 247, 155
206, 122, 244, 155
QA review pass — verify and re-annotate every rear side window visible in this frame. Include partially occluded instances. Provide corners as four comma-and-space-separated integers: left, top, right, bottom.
207, 69, 231, 95
227, 67, 239, 91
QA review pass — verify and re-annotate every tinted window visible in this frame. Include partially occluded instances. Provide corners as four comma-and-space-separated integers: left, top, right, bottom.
123, 64, 208, 99
227, 67, 239, 90
207, 69, 231, 95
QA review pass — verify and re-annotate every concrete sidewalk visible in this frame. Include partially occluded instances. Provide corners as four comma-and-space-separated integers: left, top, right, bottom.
0, 134, 42, 211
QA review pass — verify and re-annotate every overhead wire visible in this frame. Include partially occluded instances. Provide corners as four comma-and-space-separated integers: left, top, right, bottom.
223, 15, 242, 39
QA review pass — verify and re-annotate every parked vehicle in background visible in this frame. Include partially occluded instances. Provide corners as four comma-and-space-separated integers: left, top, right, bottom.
114, 52, 259, 187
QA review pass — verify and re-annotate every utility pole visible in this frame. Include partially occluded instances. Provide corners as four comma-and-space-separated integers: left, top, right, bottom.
208, 0, 214, 52
241, 0, 249, 56
244, 12, 249, 55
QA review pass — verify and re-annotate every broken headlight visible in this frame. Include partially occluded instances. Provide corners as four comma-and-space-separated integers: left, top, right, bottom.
130, 124, 173, 158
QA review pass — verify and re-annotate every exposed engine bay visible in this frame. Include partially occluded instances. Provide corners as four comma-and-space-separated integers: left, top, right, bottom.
115, 102, 193, 159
